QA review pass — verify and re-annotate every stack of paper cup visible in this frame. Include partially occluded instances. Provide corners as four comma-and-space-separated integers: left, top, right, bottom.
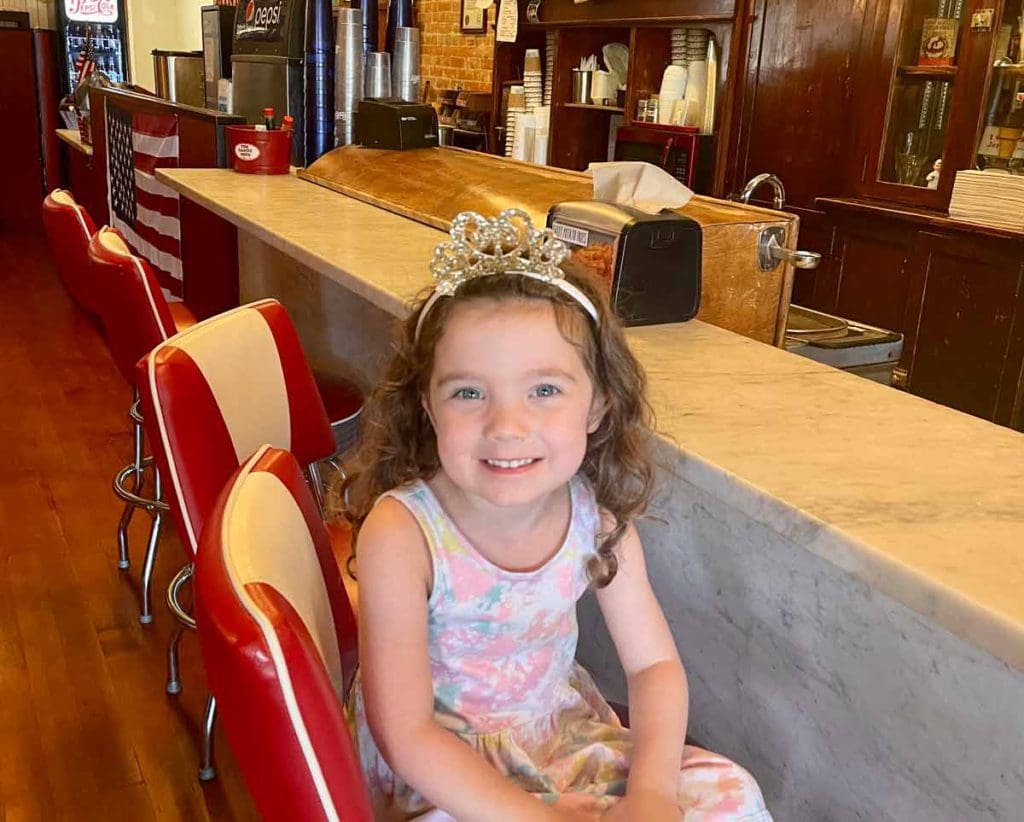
671, 28, 689, 67
365, 51, 392, 99
658, 65, 687, 124
334, 7, 363, 146
392, 26, 421, 102
524, 49, 543, 113
686, 29, 710, 64
505, 85, 526, 157
544, 32, 555, 105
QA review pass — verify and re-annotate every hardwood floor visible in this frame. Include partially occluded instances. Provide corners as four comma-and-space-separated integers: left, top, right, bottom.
0, 231, 258, 820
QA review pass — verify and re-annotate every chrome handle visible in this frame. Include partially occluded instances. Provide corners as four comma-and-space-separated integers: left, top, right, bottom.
758, 227, 821, 272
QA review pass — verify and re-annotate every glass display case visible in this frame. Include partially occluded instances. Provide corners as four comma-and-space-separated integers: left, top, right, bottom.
853, 0, 1010, 208
976, 1, 1024, 172
878, 0, 966, 189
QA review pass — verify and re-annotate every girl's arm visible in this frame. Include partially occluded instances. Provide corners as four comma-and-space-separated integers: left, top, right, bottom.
593, 520, 688, 816
358, 499, 581, 822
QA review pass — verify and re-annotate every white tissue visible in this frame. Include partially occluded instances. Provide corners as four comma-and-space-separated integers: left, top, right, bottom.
587, 161, 693, 214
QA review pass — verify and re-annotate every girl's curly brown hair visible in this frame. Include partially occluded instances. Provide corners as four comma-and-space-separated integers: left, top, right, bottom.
335, 261, 655, 587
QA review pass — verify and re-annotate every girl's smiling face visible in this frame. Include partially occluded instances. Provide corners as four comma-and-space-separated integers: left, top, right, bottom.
423, 298, 604, 513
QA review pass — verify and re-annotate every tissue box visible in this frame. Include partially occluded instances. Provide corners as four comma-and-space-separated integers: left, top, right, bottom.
547, 201, 702, 326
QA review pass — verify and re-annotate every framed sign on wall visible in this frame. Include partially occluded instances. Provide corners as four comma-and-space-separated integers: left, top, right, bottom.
461, 0, 486, 34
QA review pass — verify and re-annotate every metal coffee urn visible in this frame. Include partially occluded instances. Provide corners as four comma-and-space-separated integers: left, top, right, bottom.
231, 0, 307, 165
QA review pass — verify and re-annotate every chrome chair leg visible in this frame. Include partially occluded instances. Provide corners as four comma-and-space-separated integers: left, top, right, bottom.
138, 469, 164, 625
116, 398, 147, 569
199, 694, 217, 781
166, 625, 185, 695
166, 563, 196, 693
307, 460, 327, 517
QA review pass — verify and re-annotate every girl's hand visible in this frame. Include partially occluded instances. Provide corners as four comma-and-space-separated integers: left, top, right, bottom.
548, 792, 607, 821
600, 791, 681, 822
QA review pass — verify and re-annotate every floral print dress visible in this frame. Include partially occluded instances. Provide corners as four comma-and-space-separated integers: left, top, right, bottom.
347, 476, 772, 821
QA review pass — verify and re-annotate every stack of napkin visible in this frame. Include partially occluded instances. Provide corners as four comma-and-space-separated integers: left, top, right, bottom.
949, 170, 1024, 232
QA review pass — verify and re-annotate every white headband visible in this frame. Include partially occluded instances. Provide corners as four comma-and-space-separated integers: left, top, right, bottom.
414, 209, 599, 340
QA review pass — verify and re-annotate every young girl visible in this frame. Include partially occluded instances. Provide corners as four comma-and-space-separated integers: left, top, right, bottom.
341, 211, 770, 821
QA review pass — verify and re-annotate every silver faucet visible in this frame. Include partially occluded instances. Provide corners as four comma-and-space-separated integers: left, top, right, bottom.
739, 173, 786, 210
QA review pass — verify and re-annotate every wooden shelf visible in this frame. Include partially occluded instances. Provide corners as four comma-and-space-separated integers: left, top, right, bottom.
896, 64, 958, 78
562, 103, 626, 113
993, 62, 1024, 77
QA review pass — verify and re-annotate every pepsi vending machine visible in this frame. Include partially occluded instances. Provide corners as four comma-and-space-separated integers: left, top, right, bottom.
231, 0, 306, 166
56, 0, 130, 95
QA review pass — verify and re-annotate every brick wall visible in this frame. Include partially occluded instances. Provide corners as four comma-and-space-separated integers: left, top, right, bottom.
417, 0, 495, 94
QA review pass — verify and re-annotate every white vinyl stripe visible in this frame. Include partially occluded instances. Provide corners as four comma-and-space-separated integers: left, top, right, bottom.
221, 450, 340, 822
133, 133, 180, 158
134, 168, 178, 197
111, 214, 183, 280
135, 202, 181, 241
131, 253, 174, 338
148, 301, 278, 553
177, 308, 291, 464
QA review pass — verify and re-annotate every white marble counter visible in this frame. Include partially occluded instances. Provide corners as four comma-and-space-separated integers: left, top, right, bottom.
157, 166, 1024, 672
160, 166, 1024, 818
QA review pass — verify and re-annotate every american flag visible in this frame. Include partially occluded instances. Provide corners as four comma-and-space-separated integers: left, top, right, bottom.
105, 104, 183, 299
73, 30, 95, 88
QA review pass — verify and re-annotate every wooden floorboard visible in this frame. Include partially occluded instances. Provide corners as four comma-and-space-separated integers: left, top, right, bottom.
0, 231, 258, 821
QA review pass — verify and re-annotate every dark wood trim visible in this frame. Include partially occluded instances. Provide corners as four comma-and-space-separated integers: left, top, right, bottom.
518, 0, 736, 26
818, 196, 1024, 241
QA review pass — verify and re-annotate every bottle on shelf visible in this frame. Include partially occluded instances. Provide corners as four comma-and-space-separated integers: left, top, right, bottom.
977, 75, 1014, 170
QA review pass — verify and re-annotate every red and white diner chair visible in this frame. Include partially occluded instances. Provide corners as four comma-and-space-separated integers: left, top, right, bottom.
195, 445, 370, 820
136, 298, 361, 779
41, 189, 101, 316
86, 225, 198, 623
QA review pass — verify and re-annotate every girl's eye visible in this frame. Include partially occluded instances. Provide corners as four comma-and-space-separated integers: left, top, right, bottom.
533, 384, 561, 398
453, 387, 482, 400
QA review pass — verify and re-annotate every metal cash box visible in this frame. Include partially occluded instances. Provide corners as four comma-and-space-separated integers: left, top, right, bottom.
546, 201, 702, 327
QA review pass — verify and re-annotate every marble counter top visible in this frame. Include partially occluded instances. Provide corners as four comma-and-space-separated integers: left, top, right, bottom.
56, 128, 92, 156
159, 166, 1024, 671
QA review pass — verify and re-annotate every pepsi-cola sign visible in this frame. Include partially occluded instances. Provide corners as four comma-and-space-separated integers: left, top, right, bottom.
237, 0, 288, 41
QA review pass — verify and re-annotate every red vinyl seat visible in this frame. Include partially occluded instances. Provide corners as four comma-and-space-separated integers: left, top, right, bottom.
195, 445, 371, 821
41, 189, 100, 315
136, 298, 349, 779
86, 225, 198, 624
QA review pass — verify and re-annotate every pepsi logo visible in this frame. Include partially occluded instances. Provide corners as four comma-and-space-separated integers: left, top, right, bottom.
245, 0, 255, 23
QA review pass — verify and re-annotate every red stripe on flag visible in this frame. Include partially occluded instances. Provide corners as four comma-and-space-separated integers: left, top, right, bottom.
135, 186, 180, 220
132, 219, 181, 260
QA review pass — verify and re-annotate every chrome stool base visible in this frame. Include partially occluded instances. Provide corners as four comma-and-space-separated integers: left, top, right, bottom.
166, 563, 218, 781
114, 396, 170, 623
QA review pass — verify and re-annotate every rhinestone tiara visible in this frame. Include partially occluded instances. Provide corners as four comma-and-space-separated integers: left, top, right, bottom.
415, 209, 599, 339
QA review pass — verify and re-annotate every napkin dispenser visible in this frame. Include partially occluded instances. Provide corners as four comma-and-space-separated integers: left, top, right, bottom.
356, 98, 440, 150
547, 201, 702, 326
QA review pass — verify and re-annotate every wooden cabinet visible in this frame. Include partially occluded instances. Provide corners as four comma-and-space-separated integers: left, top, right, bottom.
489, 0, 742, 193
902, 232, 1024, 422
810, 199, 1024, 430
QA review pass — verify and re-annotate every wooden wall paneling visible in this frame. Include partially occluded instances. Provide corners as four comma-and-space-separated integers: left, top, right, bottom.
722, 0, 866, 209
0, 30, 45, 233
33, 30, 62, 197
787, 208, 835, 306
88, 86, 111, 226
180, 199, 239, 320
626, 27, 672, 124
832, 218, 914, 333
998, 282, 1024, 430
902, 231, 1024, 421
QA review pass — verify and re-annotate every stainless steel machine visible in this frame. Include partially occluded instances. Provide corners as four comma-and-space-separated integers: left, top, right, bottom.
201, 4, 236, 111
